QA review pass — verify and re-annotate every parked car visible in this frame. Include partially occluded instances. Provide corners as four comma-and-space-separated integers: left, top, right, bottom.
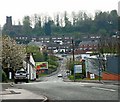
14, 70, 29, 84
57, 73, 63, 77
61, 54, 67, 57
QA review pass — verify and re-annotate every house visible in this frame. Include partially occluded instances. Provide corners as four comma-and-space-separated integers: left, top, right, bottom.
85, 54, 120, 80
77, 40, 98, 54
85, 55, 105, 79
23, 53, 36, 80
102, 55, 120, 80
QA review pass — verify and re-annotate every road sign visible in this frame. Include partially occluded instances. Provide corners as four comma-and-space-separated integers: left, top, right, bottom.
74, 65, 82, 73
36, 62, 48, 70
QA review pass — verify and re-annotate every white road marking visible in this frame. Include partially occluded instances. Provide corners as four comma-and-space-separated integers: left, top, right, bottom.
63, 82, 85, 86
92, 87, 116, 92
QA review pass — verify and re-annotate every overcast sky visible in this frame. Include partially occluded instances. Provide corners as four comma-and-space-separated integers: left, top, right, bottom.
0, 0, 119, 27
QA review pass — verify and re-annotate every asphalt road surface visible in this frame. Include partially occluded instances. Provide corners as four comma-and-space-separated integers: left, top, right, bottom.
13, 57, 119, 101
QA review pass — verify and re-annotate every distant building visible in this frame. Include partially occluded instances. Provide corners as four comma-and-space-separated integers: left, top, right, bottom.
14, 35, 73, 54
3, 16, 22, 36
74, 40, 98, 54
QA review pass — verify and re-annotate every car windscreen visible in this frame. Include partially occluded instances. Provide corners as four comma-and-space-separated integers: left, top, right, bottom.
16, 71, 26, 73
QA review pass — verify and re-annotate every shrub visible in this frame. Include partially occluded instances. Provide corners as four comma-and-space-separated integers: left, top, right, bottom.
68, 75, 74, 80
47, 59, 59, 67
2, 70, 7, 82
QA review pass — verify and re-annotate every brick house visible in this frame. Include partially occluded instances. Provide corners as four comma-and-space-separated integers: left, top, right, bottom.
75, 40, 98, 54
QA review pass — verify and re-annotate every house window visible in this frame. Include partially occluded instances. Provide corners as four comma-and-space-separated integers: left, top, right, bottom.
65, 37, 69, 39
52, 38, 56, 39
22, 37, 25, 39
57, 37, 60, 39
89, 47, 92, 50
80, 48, 83, 50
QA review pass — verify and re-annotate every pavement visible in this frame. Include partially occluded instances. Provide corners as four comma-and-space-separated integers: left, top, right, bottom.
63, 77, 120, 85
0, 83, 48, 102
34, 75, 120, 85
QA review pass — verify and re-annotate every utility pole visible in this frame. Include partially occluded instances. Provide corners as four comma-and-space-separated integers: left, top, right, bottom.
98, 38, 101, 82
72, 38, 75, 81
98, 54, 101, 82
72, 39, 75, 62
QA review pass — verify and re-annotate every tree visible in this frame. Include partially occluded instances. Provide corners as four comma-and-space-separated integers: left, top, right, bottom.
56, 14, 60, 27
64, 11, 71, 27
44, 20, 52, 36
94, 11, 109, 31
71, 11, 77, 26
32, 14, 43, 35
109, 10, 118, 33
1, 35, 26, 71
98, 29, 107, 36
22, 16, 32, 34
2, 10, 119, 37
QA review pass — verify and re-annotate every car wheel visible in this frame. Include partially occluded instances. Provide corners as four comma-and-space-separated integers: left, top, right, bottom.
26, 79, 29, 83
14, 80, 18, 84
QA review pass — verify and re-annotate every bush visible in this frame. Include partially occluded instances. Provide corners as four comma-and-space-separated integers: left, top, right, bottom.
47, 59, 59, 67
68, 75, 74, 80
2, 70, 7, 82
48, 65, 57, 69
48, 55, 59, 61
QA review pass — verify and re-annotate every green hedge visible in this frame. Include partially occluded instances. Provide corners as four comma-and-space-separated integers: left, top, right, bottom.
2, 70, 7, 82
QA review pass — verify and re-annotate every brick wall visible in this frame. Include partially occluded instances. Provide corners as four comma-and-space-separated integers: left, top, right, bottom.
102, 72, 120, 80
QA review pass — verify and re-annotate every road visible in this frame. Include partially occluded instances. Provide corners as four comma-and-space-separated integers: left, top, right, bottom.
14, 79, 119, 100
12, 56, 119, 101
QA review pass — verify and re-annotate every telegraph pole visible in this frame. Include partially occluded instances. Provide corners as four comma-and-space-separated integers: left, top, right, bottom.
72, 38, 75, 81
72, 39, 75, 62
98, 38, 101, 82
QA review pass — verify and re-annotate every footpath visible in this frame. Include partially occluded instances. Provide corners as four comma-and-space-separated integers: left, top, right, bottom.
63, 77, 120, 85
0, 83, 48, 102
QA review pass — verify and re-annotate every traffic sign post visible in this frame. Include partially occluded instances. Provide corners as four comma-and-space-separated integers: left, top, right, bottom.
74, 65, 82, 81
